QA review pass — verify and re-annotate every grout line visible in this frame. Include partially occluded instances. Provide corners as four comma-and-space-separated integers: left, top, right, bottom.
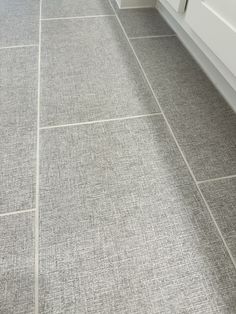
0, 44, 38, 50
197, 174, 236, 185
129, 34, 176, 40
196, 184, 236, 269
35, 1, 42, 313
40, 113, 162, 130
0, 208, 35, 218
41, 14, 115, 21
108, 0, 236, 270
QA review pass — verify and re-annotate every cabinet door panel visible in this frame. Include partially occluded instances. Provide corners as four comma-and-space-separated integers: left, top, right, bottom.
186, 0, 236, 76
160, 0, 187, 13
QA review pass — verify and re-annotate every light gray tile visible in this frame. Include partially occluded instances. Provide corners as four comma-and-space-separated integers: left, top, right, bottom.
40, 17, 158, 127
0, 212, 35, 314
199, 178, 236, 261
110, 0, 174, 38
0, 47, 38, 214
131, 37, 236, 181
42, 0, 113, 19
39, 116, 236, 313
0, 0, 39, 47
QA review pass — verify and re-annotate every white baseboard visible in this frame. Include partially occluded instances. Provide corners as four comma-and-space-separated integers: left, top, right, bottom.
157, 1, 236, 112
116, 0, 157, 9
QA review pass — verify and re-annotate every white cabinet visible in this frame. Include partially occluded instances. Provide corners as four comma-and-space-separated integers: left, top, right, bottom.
186, 0, 236, 77
160, 0, 187, 13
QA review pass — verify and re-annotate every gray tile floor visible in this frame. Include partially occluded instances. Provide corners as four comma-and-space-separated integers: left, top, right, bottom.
0, 0, 236, 313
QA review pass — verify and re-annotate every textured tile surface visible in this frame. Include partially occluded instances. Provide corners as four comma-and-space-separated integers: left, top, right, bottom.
131, 37, 236, 181
110, 0, 174, 37
39, 116, 236, 313
0, 47, 38, 214
0, 213, 35, 314
42, 0, 113, 19
200, 178, 236, 261
40, 17, 158, 127
0, 0, 39, 47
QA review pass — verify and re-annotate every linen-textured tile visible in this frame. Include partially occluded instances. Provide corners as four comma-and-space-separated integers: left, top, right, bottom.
131, 37, 236, 181
110, 0, 174, 38
39, 116, 236, 313
40, 17, 158, 127
199, 177, 236, 261
0, 48, 38, 214
42, 0, 113, 19
0, 0, 39, 47
0, 213, 35, 314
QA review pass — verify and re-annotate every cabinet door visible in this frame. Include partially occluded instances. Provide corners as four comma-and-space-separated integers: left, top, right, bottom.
160, 0, 187, 13
186, 0, 236, 76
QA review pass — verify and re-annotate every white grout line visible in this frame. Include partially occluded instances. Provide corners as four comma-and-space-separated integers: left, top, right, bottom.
108, 0, 236, 270
41, 14, 115, 21
35, 1, 42, 313
197, 174, 236, 185
0, 208, 35, 218
129, 34, 176, 40
0, 44, 38, 50
196, 185, 236, 269
40, 113, 162, 130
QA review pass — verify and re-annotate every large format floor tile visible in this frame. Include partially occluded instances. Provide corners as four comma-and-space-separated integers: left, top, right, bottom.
0, 0, 39, 47
0, 213, 35, 314
42, 0, 113, 19
40, 17, 158, 127
110, 0, 174, 38
39, 116, 236, 313
199, 177, 236, 261
131, 37, 236, 181
0, 47, 38, 214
